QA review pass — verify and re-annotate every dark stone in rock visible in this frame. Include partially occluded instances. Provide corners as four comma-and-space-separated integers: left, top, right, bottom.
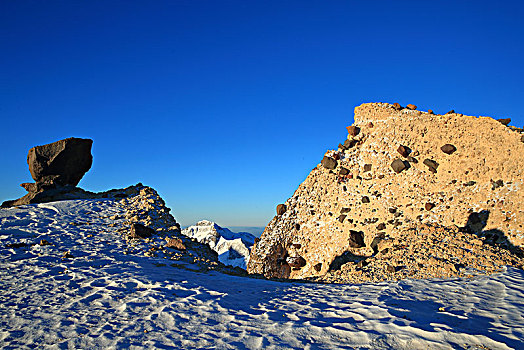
446, 110, 455, 114
339, 167, 349, 176
129, 223, 155, 239
348, 230, 365, 248
428, 109, 434, 114
397, 145, 410, 158
464, 181, 476, 186
441, 144, 457, 154
376, 223, 386, 230
313, 263, 322, 272
362, 196, 370, 204
406, 156, 418, 163
28, 137, 93, 187
386, 265, 397, 273
491, 179, 504, 190
291, 243, 301, 249
425, 202, 435, 211
497, 118, 511, 126
346, 126, 360, 136
321, 156, 337, 170
364, 164, 372, 172
392, 103, 403, 110
343, 139, 357, 149
388, 207, 397, 214
295, 223, 300, 231
521, 135, 524, 143
406, 104, 417, 110
423, 159, 439, 173
286, 256, 306, 268
340, 207, 351, 213
276, 204, 287, 216
338, 215, 347, 223
367, 122, 374, 128
391, 158, 408, 173
166, 237, 186, 250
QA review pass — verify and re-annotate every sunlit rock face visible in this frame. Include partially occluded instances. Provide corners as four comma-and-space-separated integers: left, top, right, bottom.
248, 102, 524, 280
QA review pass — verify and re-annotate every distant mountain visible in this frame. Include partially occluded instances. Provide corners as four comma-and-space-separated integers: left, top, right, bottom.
227, 226, 265, 237
182, 220, 256, 269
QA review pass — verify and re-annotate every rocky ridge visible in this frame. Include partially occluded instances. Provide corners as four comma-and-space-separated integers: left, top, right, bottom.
248, 102, 524, 282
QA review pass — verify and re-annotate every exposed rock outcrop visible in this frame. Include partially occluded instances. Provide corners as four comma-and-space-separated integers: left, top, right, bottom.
2, 137, 94, 207
247, 102, 524, 281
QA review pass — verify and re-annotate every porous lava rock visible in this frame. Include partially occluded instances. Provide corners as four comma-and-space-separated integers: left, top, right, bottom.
247, 102, 524, 281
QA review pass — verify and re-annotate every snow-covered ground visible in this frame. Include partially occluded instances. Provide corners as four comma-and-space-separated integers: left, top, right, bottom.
1, 199, 523, 349
182, 220, 256, 269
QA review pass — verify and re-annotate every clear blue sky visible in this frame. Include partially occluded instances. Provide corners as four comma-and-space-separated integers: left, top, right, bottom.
1, 1, 523, 227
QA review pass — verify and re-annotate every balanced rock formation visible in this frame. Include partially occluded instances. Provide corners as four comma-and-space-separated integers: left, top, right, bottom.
247, 103, 524, 280
27, 137, 92, 187
2, 137, 93, 207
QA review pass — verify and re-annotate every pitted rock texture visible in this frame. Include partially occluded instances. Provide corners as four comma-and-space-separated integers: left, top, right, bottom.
247, 102, 524, 281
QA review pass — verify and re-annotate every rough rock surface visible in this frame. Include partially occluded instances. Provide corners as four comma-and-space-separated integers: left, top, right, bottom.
247, 102, 524, 281
2, 137, 93, 208
27, 137, 93, 186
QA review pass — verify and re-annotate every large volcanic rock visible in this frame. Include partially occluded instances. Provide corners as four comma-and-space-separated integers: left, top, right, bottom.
1, 137, 93, 207
247, 103, 524, 280
27, 137, 93, 186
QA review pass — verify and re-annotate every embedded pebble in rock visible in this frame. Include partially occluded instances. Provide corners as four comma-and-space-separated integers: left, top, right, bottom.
346, 126, 360, 137
423, 159, 439, 173
425, 203, 435, 211
276, 204, 287, 216
406, 104, 417, 110
391, 158, 407, 173
446, 109, 455, 114
321, 156, 337, 170
392, 103, 403, 110
397, 145, 410, 158
248, 102, 524, 281
441, 144, 457, 155
428, 109, 434, 114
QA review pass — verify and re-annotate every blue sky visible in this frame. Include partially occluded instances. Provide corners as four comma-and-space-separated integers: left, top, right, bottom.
1, 1, 523, 227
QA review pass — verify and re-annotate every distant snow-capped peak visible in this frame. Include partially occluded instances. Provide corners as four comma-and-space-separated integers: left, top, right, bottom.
182, 220, 256, 269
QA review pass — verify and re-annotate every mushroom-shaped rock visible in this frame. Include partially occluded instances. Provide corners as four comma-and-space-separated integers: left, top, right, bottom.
276, 204, 287, 216
27, 137, 93, 187
391, 158, 407, 173
441, 144, 457, 155
286, 256, 306, 268
321, 156, 337, 170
